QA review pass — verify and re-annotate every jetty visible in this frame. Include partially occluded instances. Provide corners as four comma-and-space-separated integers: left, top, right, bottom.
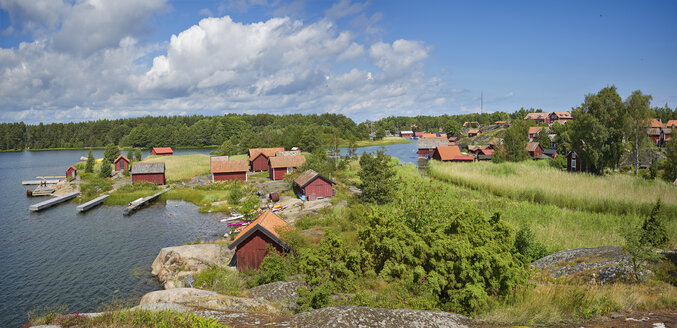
22, 179, 61, 185
29, 192, 79, 212
76, 195, 109, 212
123, 188, 170, 216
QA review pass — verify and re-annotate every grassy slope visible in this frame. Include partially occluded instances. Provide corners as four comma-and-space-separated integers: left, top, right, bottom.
141, 154, 210, 181
428, 160, 677, 218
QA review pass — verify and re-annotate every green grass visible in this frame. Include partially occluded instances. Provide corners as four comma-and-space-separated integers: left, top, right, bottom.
140, 154, 210, 181
29, 308, 232, 327
428, 160, 677, 218
105, 182, 160, 205
77, 173, 113, 201
193, 266, 247, 296
338, 136, 413, 148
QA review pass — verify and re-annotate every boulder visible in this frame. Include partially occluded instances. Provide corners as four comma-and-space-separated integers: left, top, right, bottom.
247, 280, 306, 310
151, 244, 234, 289
137, 288, 278, 314
532, 246, 638, 284
290, 306, 469, 328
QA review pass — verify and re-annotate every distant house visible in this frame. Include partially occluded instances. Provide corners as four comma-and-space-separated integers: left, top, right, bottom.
467, 145, 482, 154
417, 138, 449, 158
131, 162, 165, 185
467, 128, 480, 138
477, 147, 494, 157
528, 127, 544, 141
228, 210, 292, 272
249, 148, 285, 172
566, 151, 591, 173
269, 155, 306, 180
293, 169, 336, 201
66, 166, 77, 179
549, 112, 572, 124
667, 120, 677, 129
647, 127, 665, 147
211, 158, 248, 182
150, 147, 173, 156
114, 155, 130, 171
494, 121, 507, 125
524, 112, 550, 124
400, 130, 414, 138
543, 149, 558, 159
414, 132, 425, 138
422, 133, 446, 139
432, 145, 475, 162
649, 118, 663, 128
525, 142, 543, 159
487, 138, 503, 149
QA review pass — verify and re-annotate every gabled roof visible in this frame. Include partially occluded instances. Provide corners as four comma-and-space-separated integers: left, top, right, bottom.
276, 150, 301, 157
488, 137, 503, 146
400, 130, 414, 134
68, 165, 77, 171
249, 148, 285, 161
131, 162, 165, 174
525, 142, 542, 152
524, 112, 549, 120
550, 111, 572, 119
114, 154, 130, 163
528, 126, 544, 135
269, 155, 306, 168
211, 159, 248, 173
649, 118, 663, 128
151, 147, 173, 154
435, 145, 475, 161
667, 120, 677, 128
478, 147, 494, 156
422, 133, 446, 139
467, 128, 480, 134
228, 210, 292, 251
211, 155, 229, 161
293, 169, 336, 188
543, 149, 558, 157
414, 132, 425, 136
418, 138, 449, 149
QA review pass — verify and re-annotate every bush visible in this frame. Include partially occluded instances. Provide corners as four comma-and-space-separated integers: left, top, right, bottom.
85, 149, 95, 173
255, 250, 292, 286
621, 165, 634, 173
193, 266, 245, 296
103, 143, 119, 162
98, 159, 112, 178
512, 225, 548, 263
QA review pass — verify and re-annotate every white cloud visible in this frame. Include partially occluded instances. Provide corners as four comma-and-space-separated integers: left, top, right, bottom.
199, 8, 214, 16
325, 0, 368, 20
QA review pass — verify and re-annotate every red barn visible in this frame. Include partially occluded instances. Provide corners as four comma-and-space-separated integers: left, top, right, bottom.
211, 158, 248, 182
432, 145, 475, 162
131, 162, 165, 185
249, 148, 284, 172
114, 155, 130, 171
66, 166, 77, 179
417, 138, 449, 158
400, 130, 414, 138
525, 142, 543, 159
228, 210, 292, 272
414, 132, 424, 138
293, 169, 336, 201
269, 155, 306, 180
150, 147, 173, 156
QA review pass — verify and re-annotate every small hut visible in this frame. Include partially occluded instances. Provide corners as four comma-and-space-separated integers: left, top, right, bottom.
249, 148, 284, 172
417, 138, 449, 158
211, 159, 248, 182
269, 155, 306, 180
525, 142, 543, 159
131, 162, 165, 185
150, 147, 173, 156
293, 169, 336, 201
114, 155, 130, 171
66, 166, 77, 179
228, 210, 292, 272
432, 145, 475, 162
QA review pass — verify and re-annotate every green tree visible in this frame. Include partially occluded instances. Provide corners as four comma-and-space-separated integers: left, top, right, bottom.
640, 200, 668, 248
663, 138, 677, 182
502, 120, 530, 162
85, 149, 95, 173
126, 149, 134, 162
623, 200, 667, 281
134, 148, 142, 161
98, 159, 112, 178
216, 140, 237, 156
444, 120, 462, 136
374, 129, 385, 140
347, 137, 358, 160
358, 151, 396, 204
625, 90, 652, 175
535, 127, 551, 149
512, 225, 548, 263
103, 143, 119, 162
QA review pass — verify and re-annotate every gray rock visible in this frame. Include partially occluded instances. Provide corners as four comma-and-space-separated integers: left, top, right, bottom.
151, 244, 235, 289
138, 288, 279, 313
290, 306, 469, 328
247, 280, 306, 309
532, 246, 639, 284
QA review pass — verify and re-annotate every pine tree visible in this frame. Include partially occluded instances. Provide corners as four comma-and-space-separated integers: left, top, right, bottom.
103, 143, 119, 162
126, 149, 134, 162
85, 149, 95, 173
135, 148, 142, 161
99, 159, 112, 178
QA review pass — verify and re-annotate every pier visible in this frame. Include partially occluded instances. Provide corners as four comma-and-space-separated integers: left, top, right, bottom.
123, 188, 170, 216
76, 195, 109, 212
22, 179, 61, 185
29, 192, 79, 212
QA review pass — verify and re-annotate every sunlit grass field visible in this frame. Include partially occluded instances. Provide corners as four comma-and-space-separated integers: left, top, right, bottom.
141, 154, 211, 181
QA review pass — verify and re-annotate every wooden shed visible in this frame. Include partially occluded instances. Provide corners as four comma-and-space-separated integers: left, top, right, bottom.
228, 210, 292, 272
417, 138, 449, 158
467, 128, 480, 138
566, 151, 591, 173
525, 142, 543, 159
66, 166, 77, 179
249, 148, 284, 172
211, 158, 248, 182
131, 162, 165, 185
114, 154, 130, 171
293, 169, 336, 201
150, 147, 173, 156
269, 155, 306, 180
432, 145, 475, 162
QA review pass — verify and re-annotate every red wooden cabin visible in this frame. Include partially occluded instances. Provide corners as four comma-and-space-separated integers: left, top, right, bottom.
549, 111, 572, 124
249, 148, 284, 172
114, 155, 130, 171
150, 147, 173, 156
269, 155, 306, 180
293, 170, 336, 201
417, 138, 449, 158
467, 128, 480, 138
66, 166, 77, 179
566, 151, 591, 173
527, 127, 544, 141
524, 112, 550, 124
400, 130, 414, 138
525, 142, 543, 159
432, 145, 475, 162
131, 162, 165, 185
211, 157, 248, 182
228, 210, 292, 272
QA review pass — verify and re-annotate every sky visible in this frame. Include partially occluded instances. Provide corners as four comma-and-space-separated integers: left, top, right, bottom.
0, 0, 675, 124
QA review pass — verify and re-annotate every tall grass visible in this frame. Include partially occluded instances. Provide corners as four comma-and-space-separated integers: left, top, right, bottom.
428, 160, 677, 217
141, 154, 210, 181
105, 182, 160, 205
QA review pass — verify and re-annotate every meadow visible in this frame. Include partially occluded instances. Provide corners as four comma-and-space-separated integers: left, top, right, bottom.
140, 154, 211, 181
428, 160, 677, 218
338, 136, 412, 148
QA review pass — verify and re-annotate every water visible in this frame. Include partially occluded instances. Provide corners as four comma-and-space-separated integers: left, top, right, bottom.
337, 140, 419, 164
0, 149, 224, 328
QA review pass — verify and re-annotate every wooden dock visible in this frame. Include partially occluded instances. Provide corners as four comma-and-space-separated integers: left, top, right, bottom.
22, 179, 61, 185
123, 188, 170, 216
29, 192, 79, 212
76, 195, 109, 212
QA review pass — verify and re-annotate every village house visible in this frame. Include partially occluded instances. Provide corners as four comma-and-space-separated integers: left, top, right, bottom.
131, 162, 165, 185
211, 157, 248, 182
566, 151, 591, 173
488, 137, 503, 149
467, 128, 480, 138
114, 154, 130, 171
667, 120, 677, 129
432, 145, 475, 162
525, 142, 543, 159
422, 133, 446, 139
66, 166, 77, 179
150, 147, 173, 156
249, 147, 284, 172
269, 155, 306, 180
477, 146, 495, 157
293, 169, 336, 201
400, 130, 414, 138
524, 112, 550, 124
228, 210, 292, 272
543, 149, 558, 159
414, 131, 425, 138
528, 126, 544, 141
417, 138, 449, 158
549, 111, 572, 124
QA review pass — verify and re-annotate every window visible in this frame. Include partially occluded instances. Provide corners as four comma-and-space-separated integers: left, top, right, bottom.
287, 167, 293, 174
572, 158, 577, 169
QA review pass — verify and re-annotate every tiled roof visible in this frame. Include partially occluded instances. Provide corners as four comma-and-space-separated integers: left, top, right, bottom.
276, 151, 301, 157
211, 159, 248, 173
551, 111, 572, 119
422, 133, 446, 139
525, 142, 542, 152
269, 155, 306, 168
293, 169, 336, 188
418, 138, 449, 149
649, 118, 663, 128
524, 112, 549, 120
151, 147, 173, 154
131, 162, 165, 174
114, 154, 130, 163
528, 127, 544, 135
249, 148, 285, 161
667, 120, 677, 128
228, 210, 292, 250
435, 145, 475, 161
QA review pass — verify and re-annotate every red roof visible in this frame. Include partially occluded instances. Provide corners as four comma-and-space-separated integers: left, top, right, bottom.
414, 132, 425, 137
526, 142, 542, 152
467, 129, 480, 134
229, 210, 292, 250
649, 118, 663, 128
528, 127, 544, 135
151, 147, 173, 155
211, 159, 249, 173
525, 112, 549, 120
421, 133, 446, 139
114, 154, 130, 163
478, 148, 494, 156
667, 120, 677, 128
550, 111, 572, 119
435, 145, 475, 161
249, 148, 284, 161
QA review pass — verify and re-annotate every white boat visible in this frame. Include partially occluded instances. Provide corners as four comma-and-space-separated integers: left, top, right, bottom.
220, 213, 244, 222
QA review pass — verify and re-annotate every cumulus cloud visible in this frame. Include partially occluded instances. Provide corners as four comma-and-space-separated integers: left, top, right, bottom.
325, 0, 368, 20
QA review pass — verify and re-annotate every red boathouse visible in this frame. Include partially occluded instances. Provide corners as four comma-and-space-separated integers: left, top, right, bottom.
269, 155, 306, 180
293, 169, 336, 201
66, 166, 77, 179
228, 210, 292, 272
211, 157, 248, 182
150, 147, 173, 156
131, 162, 165, 185
249, 148, 284, 172
114, 155, 130, 171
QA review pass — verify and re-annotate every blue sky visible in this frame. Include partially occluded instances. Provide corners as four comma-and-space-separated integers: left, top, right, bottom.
0, 0, 675, 123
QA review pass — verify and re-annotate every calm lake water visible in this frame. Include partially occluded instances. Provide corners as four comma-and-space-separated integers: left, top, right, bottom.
0, 148, 226, 328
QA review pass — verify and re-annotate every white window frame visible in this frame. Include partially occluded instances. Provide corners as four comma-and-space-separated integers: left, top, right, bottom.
572, 158, 577, 169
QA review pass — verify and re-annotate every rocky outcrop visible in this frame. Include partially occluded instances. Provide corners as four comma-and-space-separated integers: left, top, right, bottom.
137, 288, 278, 313
151, 244, 234, 289
290, 306, 469, 328
247, 280, 306, 310
532, 246, 639, 284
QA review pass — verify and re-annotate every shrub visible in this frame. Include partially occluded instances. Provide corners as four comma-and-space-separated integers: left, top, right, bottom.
134, 148, 142, 161
512, 225, 548, 263
255, 250, 292, 286
103, 143, 119, 162
98, 159, 112, 178
85, 149, 95, 173
193, 266, 245, 296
